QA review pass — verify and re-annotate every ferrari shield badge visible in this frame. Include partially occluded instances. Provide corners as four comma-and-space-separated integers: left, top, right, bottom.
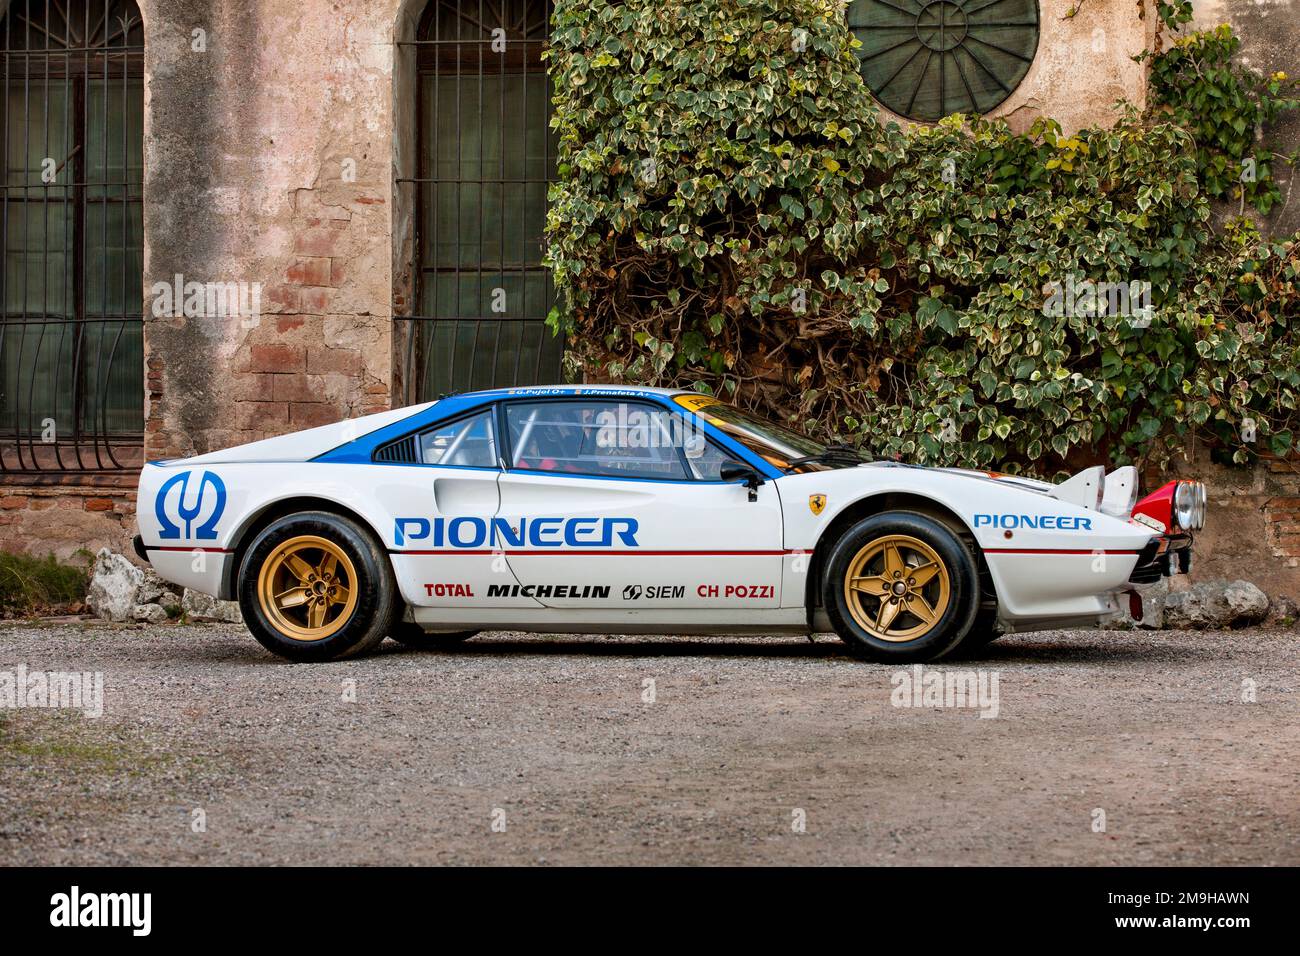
808, 494, 827, 516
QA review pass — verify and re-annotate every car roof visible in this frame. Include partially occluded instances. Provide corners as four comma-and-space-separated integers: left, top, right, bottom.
459, 384, 692, 400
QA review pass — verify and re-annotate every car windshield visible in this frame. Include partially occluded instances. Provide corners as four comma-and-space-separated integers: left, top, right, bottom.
673, 395, 855, 473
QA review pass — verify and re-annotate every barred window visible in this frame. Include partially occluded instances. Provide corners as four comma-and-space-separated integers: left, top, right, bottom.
1, 0, 143, 473
399, 0, 562, 402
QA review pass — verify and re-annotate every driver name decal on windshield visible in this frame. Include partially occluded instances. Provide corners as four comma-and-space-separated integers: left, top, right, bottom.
673, 394, 720, 412
673, 394, 851, 472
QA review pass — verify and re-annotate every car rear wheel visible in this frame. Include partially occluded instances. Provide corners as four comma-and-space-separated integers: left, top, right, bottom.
822, 512, 980, 662
389, 620, 478, 649
238, 511, 398, 662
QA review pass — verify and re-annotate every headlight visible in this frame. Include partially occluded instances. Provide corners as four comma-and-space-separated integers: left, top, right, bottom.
1173, 480, 1206, 531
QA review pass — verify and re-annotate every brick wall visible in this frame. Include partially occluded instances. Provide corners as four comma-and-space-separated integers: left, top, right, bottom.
0, 477, 137, 563
1259, 456, 1300, 571
1156, 447, 1300, 599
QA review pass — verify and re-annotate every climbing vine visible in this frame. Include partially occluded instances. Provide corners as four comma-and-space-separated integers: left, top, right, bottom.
545, 0, 1300, 475
1143, 23, 1299, 215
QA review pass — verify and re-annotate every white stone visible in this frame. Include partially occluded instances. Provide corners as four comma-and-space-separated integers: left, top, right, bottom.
86, 548, 144, 622
133, 603, 171, 625
181, 588, 243, 623
137, 566, 181, 607
1164, 580, 1270, 629
1222, 580, 1269, 625
1267, 595, 1300, 625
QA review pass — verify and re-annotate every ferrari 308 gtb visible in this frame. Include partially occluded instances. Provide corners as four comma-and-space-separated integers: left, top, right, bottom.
134, 385, 1204, 662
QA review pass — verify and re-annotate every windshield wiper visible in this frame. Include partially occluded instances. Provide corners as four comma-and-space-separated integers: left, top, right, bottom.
785, 443, 867, 469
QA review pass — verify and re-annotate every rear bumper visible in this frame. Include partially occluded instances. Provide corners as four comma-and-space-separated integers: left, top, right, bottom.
131, 535, 234, 600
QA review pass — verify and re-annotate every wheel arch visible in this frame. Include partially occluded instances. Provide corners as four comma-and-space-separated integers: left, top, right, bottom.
220, 495, 388, 599
804, 491, 995, 618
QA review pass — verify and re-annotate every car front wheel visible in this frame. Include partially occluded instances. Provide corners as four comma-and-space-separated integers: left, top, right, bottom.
238, 511, 398, 662
822, 512, 980, 662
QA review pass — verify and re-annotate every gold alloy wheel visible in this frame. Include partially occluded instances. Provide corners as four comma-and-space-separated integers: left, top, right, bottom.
256, 535, 358, 642
843, 533, 951, 643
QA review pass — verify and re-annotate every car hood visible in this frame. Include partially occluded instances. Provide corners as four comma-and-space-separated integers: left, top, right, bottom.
930, 466, 1054, 494
851, 461, 1131, 518
855, 461, 1051, 493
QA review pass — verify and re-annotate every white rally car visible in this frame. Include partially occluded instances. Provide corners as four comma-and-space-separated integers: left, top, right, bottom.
134, 385, 1204, 662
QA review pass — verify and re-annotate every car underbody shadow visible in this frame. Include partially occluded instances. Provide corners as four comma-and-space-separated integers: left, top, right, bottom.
379, 634, 852, 660
951, 632, 1220, 665
378, 629, 1221, 665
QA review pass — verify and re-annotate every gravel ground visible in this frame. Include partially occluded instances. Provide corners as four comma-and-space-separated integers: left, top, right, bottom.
0, 621, 1296, 866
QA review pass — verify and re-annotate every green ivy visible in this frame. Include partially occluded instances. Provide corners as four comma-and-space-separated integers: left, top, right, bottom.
1184, 223, 1300, 464
545, 0, 1300, 476
1155, 1, 1193, 32
1143, 24, 1299, 216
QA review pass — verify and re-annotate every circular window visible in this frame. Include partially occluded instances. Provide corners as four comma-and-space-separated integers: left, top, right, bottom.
847, 0, 1040, 122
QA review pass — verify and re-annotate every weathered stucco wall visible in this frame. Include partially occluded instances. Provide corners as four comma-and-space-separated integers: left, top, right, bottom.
139, 0, 401, 462
102, 0, 1168, 475
1190, 0, 1299, 234
4, 0, 408, 560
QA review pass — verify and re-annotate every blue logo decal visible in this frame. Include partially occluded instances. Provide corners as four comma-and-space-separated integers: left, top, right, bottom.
156, 470, 227, 540
974, 513, 1093, 531
394, 516, 640, 549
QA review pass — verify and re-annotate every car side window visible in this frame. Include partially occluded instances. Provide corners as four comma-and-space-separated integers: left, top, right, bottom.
687, 441, 745, 481
505, 400, 689, 481
419, 410, 498, 467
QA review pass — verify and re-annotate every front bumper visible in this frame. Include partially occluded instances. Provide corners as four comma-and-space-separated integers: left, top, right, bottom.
1128, 533, 1193, 584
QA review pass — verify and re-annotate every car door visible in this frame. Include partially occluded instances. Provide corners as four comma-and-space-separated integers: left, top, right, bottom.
383, 406, 541, 609
494, 397, 785, 609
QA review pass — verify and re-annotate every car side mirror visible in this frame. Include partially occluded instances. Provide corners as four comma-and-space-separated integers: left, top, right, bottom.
719, 462, 763, 502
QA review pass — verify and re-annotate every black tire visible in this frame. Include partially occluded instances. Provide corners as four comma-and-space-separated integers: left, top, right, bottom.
389, 620, 478, 649
822, 511, 980, 662
238, 511, 399, 662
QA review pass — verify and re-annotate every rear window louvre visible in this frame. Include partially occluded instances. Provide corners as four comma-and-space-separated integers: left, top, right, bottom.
373, 435, 418, 464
